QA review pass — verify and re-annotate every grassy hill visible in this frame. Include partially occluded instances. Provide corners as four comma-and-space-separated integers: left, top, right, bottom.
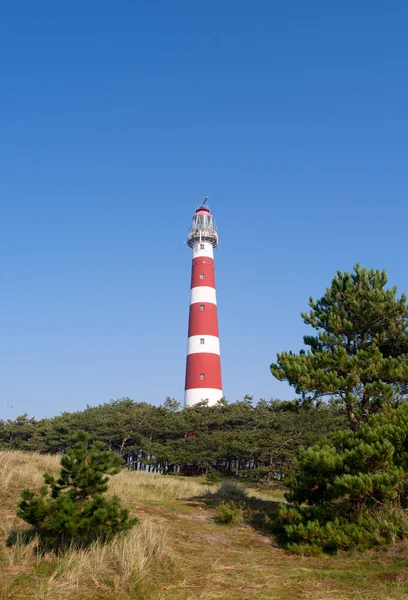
1, 451, 408, 600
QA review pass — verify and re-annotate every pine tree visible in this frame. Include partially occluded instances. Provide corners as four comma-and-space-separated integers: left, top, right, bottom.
17, 431, 137, 550
271, 264, 408, 430
274, 404, 408, 554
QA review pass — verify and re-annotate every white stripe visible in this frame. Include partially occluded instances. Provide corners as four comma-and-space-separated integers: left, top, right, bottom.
190, 286, 217, 305
192, 240, 214, 260
184, 388, 223, 407
187, 335, 220, 356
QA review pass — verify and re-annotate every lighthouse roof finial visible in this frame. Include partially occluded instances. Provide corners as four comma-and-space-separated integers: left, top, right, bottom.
195, 196, 211, 215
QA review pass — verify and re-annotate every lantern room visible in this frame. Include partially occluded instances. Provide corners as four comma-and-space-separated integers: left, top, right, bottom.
187, 203, 218, 248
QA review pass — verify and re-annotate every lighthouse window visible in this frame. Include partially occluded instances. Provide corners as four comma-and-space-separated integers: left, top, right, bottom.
200, 373, 205, 380
200, 338, 205, 344
199, 273, 205, 280
200, 243, 204, 250
200, 304, 205, 311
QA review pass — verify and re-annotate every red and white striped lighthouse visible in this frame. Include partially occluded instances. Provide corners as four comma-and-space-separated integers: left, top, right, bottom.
184, 200, 222, 407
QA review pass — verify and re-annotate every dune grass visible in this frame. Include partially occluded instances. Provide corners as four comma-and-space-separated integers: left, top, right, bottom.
1, 450, 408, 599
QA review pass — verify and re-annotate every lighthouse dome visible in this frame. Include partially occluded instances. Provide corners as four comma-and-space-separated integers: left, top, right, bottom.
188, 203, 218, 248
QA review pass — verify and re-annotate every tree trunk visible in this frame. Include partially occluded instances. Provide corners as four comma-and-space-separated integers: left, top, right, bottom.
361, 390, 370, 423
346, 403, 359, 431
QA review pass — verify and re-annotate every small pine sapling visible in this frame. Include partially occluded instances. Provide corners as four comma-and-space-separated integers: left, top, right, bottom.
205, 468, 222, 484
17, 431, 137, 550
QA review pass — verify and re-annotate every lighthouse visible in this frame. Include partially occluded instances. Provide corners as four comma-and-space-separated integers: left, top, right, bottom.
184, 200, 223, 407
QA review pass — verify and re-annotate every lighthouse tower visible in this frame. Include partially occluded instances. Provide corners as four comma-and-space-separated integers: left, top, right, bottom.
184, 201, 223, 407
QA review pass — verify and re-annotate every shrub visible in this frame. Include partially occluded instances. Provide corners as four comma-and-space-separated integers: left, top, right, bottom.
216, 479, 247, 500
17, 431, 137, 550
276, 505, 408, 555
272, 405, 408, 554
205, 468, 222, 484
216, 501, 244, 525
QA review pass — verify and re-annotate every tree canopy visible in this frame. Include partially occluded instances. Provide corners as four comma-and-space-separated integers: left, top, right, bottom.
271, 265, 408, 429
275, 404, 408, 554
0, 398, 346, 478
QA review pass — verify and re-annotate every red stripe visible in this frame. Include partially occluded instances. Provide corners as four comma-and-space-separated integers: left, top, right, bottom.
191, 258, 215, 288
192, 257, 214, 264
188, 303, 219, 337
185, 353, 222, 390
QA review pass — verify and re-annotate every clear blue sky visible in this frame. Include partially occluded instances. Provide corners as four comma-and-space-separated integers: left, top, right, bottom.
1, 1, 407, 419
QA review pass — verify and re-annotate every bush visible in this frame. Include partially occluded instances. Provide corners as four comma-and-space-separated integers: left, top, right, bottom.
17, 431, 137, 550
275, 505, 408, 555
216, 501, 244, 525
272, 405, 408, 554
216, 479, 248, 500
205, 468, 222, 484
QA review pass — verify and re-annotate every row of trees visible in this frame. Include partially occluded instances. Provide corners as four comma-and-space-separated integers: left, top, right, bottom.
0, 397, 346, 479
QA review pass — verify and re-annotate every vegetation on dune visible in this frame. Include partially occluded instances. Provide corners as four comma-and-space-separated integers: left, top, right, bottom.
270, 265, 408, 554
205, 467, 222, 484
216, 501, 245, 525
17, 431, 137, 550
0, 396, 347, 480
214, 479, 248, 501
273, 404, 408, 553
1, 451, 408, 600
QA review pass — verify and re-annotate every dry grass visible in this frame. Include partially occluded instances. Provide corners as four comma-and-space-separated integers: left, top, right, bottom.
0, 451, 59, 494
212, 479, 248, 500
1, 450, 408, 600
42, 519, 171, 599
109, 468, 214, 503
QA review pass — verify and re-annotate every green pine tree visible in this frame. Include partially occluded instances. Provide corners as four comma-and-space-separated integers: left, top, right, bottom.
271, 264, 408, 430
273, 404, 408, 554
17, 431, 137, 550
